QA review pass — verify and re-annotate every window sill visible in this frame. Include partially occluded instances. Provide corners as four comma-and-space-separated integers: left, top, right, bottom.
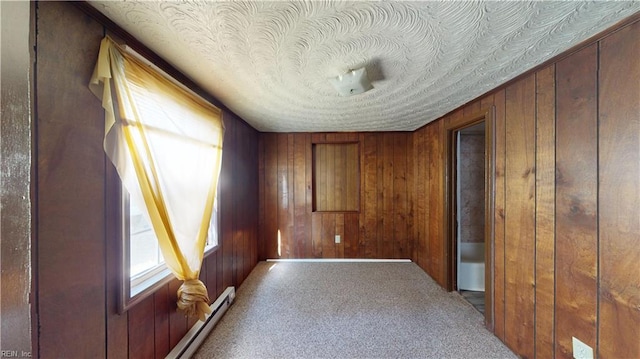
121, 245, 220, 314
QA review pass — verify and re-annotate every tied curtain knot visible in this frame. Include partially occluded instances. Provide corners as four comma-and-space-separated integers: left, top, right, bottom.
177, 279, 212, 321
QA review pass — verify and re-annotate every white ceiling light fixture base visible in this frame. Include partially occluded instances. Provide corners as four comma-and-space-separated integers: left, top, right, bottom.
329, 67, 373, 97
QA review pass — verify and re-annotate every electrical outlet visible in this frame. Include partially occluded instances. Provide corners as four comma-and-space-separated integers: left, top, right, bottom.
335, 235, 341, 244
572, 337, 593, 359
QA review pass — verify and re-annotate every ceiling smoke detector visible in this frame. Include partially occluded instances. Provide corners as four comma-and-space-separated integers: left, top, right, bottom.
329, 67, 373, 96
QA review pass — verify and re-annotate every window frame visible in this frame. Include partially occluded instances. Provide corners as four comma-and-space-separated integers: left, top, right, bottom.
113, 167, 221, 314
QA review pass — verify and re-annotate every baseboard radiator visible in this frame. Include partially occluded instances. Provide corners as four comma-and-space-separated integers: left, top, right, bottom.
166, 286, 236, 359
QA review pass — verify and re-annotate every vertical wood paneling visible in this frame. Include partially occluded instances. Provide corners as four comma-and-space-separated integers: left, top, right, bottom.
534, 65, 557, 359
168, 280, 187, 349
277, 133, 291, 258
312, 214, 323, 258
598, 21, 640, 359
222, 115, 236, 288
493, 88, 507, 342
264, 134, 279, 259
344, 213, 360, 258
413, 127, 429, 271
363, 133, 378, 258
555, 44, 598, 359
406, 134, 415, 262
294, 134, 309, 258
305, 134, 314, 257
231, 118, 242, 285
393, 133, 409, 258
314, 144, 327, 211
258, 135, 266, 260
336, 213, 345, 258
128, 295, 155, 359
286, 134, 296, 259
346, 143, 359, 211
326, 143, 336, 210
504, 75, 536, 359
205, 255, 218, 303
335, 144, 346, 210
154, 286, 170, 359
427, 121, 445, 285
36, 3, 107, 357
382, 133, 395, 258
322, 214, 337, 258
376, 135, 386, 258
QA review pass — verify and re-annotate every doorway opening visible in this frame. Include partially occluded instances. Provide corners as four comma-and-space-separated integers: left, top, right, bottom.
444, 108, 495, 329
455, 122, 486, 314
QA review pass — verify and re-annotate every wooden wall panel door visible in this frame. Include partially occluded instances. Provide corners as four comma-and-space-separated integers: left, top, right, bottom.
555, 44, 599, 359
598, 21, 640, 359
504, 75, 536, 359
493, 89, 507, 342
534, 65, 557, 359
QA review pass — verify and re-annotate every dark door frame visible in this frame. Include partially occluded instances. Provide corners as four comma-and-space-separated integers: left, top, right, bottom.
443, 107, 495, 331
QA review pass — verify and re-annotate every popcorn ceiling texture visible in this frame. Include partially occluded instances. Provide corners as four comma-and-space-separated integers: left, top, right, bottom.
88, 1, 640, 132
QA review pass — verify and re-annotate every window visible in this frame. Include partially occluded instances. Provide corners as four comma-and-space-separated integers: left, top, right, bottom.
127, 186, 220, 298
312, 142, 360, 212
92, 38, 224, 316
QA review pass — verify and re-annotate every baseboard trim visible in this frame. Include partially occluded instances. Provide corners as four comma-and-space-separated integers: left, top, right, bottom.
266, 258, 412, 263
165, 286, 235, 359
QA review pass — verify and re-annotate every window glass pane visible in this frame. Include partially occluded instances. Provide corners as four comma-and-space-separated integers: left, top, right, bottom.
129, 200, 162, 278
129, 191, 219, 285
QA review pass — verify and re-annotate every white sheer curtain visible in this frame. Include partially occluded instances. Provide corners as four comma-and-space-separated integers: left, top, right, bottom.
90, 37, 224, 320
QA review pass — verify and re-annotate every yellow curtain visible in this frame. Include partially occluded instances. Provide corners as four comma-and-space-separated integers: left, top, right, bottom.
90, 37, 224, 321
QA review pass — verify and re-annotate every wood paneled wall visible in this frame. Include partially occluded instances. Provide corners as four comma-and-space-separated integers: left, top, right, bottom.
258, 132, 414, 260
35, 2, 259, 358
412, 19, 640, 359
313, 143, 360, 212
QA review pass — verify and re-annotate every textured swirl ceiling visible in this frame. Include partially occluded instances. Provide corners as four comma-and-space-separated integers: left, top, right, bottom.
88, 1, 640, 132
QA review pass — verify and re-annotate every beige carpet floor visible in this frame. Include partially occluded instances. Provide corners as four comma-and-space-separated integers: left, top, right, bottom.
195, 261, 516, 359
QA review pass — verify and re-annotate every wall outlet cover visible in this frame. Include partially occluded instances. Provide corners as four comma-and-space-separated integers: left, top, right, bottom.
572, 337, 593, 359
335, 235, 341, 244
